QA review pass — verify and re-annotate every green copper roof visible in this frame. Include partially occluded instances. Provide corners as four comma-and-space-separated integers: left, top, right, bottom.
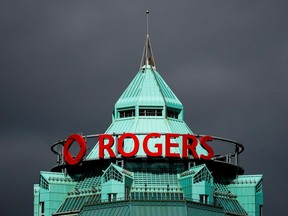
116, 34, 182, 109
79, 200, 226, 216
115, 65, 183, 109
86, 35, 209, 160
86, 116, 207, 159
229, 175, 262, 186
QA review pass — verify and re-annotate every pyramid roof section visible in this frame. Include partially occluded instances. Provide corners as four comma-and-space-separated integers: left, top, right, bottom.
115, 65, 183, 109
115, 34, 182, 110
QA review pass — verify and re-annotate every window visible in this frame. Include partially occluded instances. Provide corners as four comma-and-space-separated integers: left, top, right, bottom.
199, 194, 208, 204
108, 193, 117, 202
167, 108, 180, 119
125, 186, 130, 200
139, 109, 162, 116
119, 109, 135, 118
39, 202, 44, 216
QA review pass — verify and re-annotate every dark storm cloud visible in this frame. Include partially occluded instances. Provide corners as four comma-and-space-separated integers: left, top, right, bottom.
1, 1, 287, 215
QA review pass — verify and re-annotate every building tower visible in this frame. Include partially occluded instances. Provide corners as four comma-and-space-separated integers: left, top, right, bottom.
34, 20, 263, 216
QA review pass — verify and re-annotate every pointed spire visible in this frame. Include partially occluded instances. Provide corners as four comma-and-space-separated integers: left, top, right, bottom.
140, 11, 156, 70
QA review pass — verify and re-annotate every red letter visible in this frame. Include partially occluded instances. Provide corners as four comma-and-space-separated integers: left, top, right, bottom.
64, 134, 87, 165
199, 136, 214, 160
182, 134, 199, 159
143, 133, 162, 157
99, 134, 115, 159
165, 133, 180, 158
118, 133, 139, 157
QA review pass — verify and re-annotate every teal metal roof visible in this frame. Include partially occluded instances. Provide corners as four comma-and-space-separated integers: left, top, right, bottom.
74, 170, 102, 191
214, 196, 247, 215
86, 117, 208, 159
39, 171, 76, 191
40, 171, 74, 183
214, 177, 230, 194
115, 66, 183, 109
226, 174, 263, 216
115, 34, 182, 110
213, 175, 249, 215
133, 169, 179, 188
190, 164, 207, 175
229, 175, 262, 187
179, 164, 213, 183
56, 194, 101, 213
103, 163, 133, 178
55, 171, 102, 213
79, 200, 226, 216
86, 34, 212, 160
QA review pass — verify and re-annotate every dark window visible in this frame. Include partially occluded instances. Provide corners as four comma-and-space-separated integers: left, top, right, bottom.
108, 193, 117, 202
166, 193, 170, 200
139, 109, 162, 116
125, 186, 130, 200
167, 109, 180, 119
199, 194, 208, 204
119, 109, 135, 118
113, 193, 117, 201
40, 202, 44, 216
135, 192, 140, 200
174, 193, 179, 200
131, 193, 135, 200
108, 194, 112, 202
260, 205, 263, 216
156, 193, 161, 200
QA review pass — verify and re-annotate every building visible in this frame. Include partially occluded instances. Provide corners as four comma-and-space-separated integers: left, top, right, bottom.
34, 31, 263, 216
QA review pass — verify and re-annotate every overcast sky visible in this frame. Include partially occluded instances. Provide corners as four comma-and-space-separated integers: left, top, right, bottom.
1, 1, 287, 215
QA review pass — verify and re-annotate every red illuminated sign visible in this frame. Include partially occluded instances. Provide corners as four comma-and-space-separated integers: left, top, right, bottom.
63, 133, 214, 165
99, 133, 214, 160
63, 134, 87, 165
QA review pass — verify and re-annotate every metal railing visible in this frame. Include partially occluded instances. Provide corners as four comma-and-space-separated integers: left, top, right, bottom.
83, 195, 223, 208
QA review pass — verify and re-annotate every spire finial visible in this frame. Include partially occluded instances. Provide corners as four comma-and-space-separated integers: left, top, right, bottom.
140, 11, 156, 70
146, 10, 149, 35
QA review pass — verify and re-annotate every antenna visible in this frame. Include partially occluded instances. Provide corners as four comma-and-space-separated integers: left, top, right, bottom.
146, 10, 149, 35
140, 10, 156, 70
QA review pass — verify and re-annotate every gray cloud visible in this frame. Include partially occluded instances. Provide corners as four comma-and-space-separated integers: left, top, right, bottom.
1, 0, 287, 215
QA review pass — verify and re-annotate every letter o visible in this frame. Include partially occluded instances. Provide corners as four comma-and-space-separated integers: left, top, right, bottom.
63, 134, 87, 165
118, 133, 139, 157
